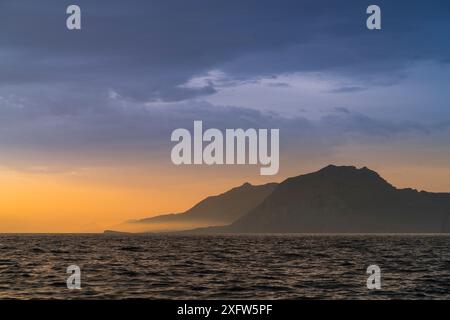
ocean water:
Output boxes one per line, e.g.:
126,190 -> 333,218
0,234 -> 449,299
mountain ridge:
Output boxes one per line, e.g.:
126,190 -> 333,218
225,165 -> 450,233
127,181 -> 277,231
110,165 -> 450,234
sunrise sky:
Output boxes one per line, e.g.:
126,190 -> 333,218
1,0 -> 450,232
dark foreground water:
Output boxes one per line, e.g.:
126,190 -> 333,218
0,234 -> 449,299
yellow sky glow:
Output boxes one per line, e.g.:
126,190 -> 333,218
2,155 -> 450,233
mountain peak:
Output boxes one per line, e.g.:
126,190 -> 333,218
273,164 -> 395,204
227,165 -> 450,233
318,164 -> 356,172
228,182 -> 254,192
128,181 -> 277,232
316,164 -> 382,179
319,164 -> 375,173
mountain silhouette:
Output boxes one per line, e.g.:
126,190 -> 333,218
129,182 -> 277,231
224,165 -> 450,233
189,165 -> 450,233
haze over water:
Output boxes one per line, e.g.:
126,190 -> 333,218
1,234 -> 449,299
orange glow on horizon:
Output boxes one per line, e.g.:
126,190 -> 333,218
2,158 -> 450,233
0,166 -> 231,233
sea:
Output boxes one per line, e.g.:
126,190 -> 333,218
0,234 -> 449,299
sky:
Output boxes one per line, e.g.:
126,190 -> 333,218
1,0 -> 450,232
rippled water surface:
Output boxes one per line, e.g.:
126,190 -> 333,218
0,234 -> 449,299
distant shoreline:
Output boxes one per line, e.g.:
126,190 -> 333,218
1,232 -> 449,236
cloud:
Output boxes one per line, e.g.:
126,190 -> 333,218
1,0 -> 450,173
1,89 -> 446,172
333,107 -> 351,114
1,0 -> 450,103
328,86 -> 367,93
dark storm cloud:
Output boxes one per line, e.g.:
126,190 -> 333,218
1,0 -> 450,170
1,0 -> 450,103
0,91 -> 440,172
328,86 -> 367,93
